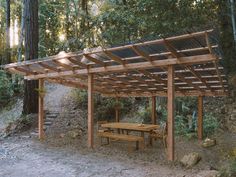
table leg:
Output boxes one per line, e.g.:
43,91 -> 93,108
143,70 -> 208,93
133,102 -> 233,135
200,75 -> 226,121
141,132 -> 144,138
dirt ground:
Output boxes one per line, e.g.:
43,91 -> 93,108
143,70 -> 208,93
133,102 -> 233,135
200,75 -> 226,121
0,129 -> 235,177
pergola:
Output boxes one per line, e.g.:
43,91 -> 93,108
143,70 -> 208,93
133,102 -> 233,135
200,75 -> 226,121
4,29 -> 228,161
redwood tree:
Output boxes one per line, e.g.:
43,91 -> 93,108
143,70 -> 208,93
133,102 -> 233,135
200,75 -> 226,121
22,0 -> 39,114
5,0 -> 10,65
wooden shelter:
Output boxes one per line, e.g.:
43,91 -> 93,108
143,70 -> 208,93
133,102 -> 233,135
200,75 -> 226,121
4,29 -> 228,161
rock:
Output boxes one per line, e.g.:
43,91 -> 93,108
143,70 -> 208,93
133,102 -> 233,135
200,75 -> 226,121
220,106 -> 226,114
67,129 -> 81,138
180,152 -> 201,168
59,133 -> 65,138
202,138 -> 216,148
195,170 -> 220,177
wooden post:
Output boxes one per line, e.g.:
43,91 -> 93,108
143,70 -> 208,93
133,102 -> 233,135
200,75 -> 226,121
151,96 -> 157,124
167,65 -> 175,161
88,74 -> 94,148
38,78 -> 45,140
115,97 -> 120,122
198,96 -> 203,141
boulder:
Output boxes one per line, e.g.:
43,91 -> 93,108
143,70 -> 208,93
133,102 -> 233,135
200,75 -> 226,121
195,170 -> 220,177
202,138 -> 216,148
180,152 -> 201,168
67,129 -> 82,138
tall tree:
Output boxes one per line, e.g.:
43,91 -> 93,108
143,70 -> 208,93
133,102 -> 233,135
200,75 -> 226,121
5,0 -> 10,65
22,0 -> 39,114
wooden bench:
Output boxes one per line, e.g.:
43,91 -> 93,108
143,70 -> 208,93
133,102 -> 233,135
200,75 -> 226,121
98,132 -> 144,150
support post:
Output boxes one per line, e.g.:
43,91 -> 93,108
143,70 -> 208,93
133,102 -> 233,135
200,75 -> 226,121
88,74 -> 94,148
115,97 -> 120,122
38,79 -> 45,140
151,96 -> 157,124
198,96 -> 203,141
167,65 -> 175,161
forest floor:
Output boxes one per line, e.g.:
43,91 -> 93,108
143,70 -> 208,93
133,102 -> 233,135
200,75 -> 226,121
0,129 -> 236,177
0,83 -> 236,177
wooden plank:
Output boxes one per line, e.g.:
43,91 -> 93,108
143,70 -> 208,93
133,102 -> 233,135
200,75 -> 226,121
101,122 -> 158,132
98,132 -> 144,142
25,54 -> 217,80
213,62 -> 225,92
38,62 -> 60,72
86,30 -> 214,54
138,69 -> 165,84
103,50 -> 126,65
4,45 -> 218,70
198,96 -> 203,141
14,66 -> 36,75
88,74 -> 94,148
67,57 -> 88,68
151,96 -> 157,125
131,45 -> 152,62
167,65 -> 175,161
38,78 -> 45,140
102,90 -> 227,97
53,60 -> 74,70
186,65 -> 214,92
205,32 -> 225,93
84,54 -> 106,66
163,39 -> 180,58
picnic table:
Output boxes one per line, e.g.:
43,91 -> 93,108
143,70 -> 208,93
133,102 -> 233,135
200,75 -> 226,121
101,122 -> 159,137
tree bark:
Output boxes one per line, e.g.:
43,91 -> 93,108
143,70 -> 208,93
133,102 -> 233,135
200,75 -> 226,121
5,0 -> 11,65
22,0 -> 39,114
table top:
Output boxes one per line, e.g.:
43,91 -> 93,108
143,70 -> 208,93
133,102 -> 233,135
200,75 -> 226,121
101,122 -> 159,132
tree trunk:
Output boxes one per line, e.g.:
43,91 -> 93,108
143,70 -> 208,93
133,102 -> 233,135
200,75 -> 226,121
22,0 -> 39,115
5,0 -> 11,65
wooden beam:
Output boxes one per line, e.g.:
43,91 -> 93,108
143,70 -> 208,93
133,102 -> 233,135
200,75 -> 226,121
4,45 -> 218,71
53,60 -> 74,70
205,32 -> 225,93
151,96 -> 157,124
131,45 -> 153,62
38,78 -> 45,140
167,65 -> 175,161
186,65 -> 213,92
67,57 -> 88,68
25,54 -> 217,80
88,74 -> 94,148
176,72 -> 202,92
213,62 -> 225,92
38,62 -> 60,72
84,54 -> 106,66
138,70 -> 165,84
163,39 -> 180,58
102,90 -> 227,97
103,50 -> 126,65
14,66 -> 36,75
197,96 -> 203,141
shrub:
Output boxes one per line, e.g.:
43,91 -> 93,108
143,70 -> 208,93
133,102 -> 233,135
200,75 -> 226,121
203,113 -> 219,137
138,106 -> 152,124
72,88 -> 133,121
0,71 -> 14,107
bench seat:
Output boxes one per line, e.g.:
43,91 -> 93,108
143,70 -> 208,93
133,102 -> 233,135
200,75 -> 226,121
98,132 -> 144,150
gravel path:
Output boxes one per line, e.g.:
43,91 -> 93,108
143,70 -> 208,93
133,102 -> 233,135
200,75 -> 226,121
0,136 -> 193,177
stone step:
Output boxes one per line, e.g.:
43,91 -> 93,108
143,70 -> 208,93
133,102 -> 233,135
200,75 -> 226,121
46,114 -> 58,119
44,121 -> 52,126
30,132 -> 38,136
35,126 -> 47,131
45,117 -> 56,122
